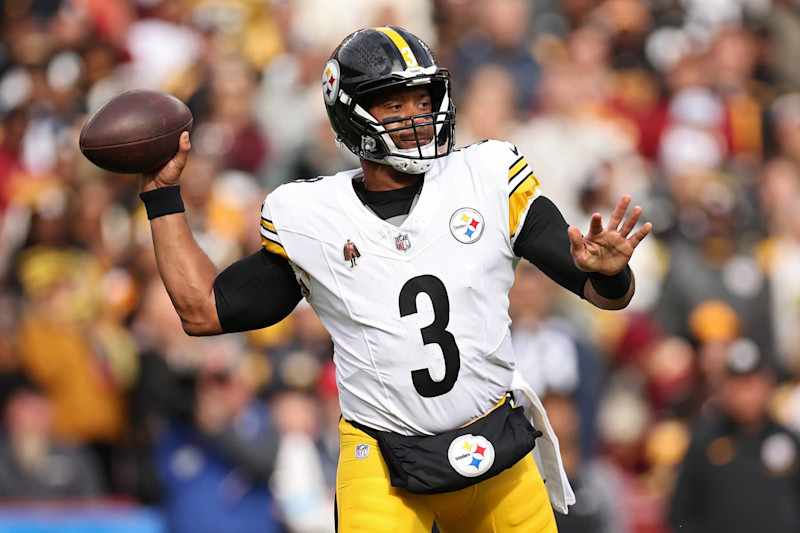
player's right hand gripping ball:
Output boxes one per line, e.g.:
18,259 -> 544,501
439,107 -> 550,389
79,89 -> 193,174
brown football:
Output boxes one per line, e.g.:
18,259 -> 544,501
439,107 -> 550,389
79,89 -> 193,174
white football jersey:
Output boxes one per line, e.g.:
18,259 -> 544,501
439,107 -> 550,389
260,140 -> 541,435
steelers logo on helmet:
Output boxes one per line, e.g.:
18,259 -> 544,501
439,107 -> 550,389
450,208 -> 485,244
322,59 -> 341,106
448,434 -> 495,478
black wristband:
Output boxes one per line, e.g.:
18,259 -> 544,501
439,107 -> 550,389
140,186 -> 185,220
587,265 -> 632,300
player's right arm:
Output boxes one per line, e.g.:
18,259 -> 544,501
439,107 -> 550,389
142,132 -> 301,335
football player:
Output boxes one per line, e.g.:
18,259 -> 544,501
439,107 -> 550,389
138,26 -> 651,532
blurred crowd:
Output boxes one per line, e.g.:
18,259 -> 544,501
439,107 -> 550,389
2,0 -> 800,532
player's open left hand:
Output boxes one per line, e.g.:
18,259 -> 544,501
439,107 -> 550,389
140,131 -> 191,193
567,195 -> 652,276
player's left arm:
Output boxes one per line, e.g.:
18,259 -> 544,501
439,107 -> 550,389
505,145 -> 650,310
567,195 -> 651,309
513,196 -> 645,310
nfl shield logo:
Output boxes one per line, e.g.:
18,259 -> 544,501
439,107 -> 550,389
355,442 -> 370,460
395,233 -> 411,251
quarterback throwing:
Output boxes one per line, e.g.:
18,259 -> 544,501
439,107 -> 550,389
139,26 -> 651,533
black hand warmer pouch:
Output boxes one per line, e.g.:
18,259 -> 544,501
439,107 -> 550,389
351,398 -> 542,495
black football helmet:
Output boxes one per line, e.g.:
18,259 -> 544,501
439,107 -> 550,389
322,26 -> 456,174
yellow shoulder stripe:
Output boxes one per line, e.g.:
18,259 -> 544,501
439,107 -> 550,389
260,218 -> 276,233
508,156 -> 527,181
373,26 -> 419,69
261,236 -> 288,260
509,173 -> 540,237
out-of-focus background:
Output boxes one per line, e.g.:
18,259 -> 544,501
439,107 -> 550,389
1,0 -> 800,532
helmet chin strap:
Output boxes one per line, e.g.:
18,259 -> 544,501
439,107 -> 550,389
386,158 -> 433,174
371,115 -> 438,174
351,101 -> 446,174
383,140 -> 437,174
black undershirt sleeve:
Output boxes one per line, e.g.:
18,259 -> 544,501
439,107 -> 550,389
512,196 -> 589,299
213,248 -> 303,333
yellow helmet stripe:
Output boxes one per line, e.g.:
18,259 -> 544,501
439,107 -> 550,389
373,26 -> 419,69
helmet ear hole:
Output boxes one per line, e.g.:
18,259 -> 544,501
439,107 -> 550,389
361,137 -> 377,151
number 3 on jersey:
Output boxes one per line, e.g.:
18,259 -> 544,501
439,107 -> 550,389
399,275 -> 461,398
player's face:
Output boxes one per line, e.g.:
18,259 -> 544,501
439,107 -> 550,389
367,85 -> 435,150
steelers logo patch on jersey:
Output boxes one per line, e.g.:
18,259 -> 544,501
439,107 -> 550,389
448,434 -> 495,477
449,208 -> 485,244
322,59 -> 340,106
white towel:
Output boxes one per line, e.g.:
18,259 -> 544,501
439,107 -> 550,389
510,370 -> 576,514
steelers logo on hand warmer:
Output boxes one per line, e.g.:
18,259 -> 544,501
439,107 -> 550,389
448,434 -> 495,477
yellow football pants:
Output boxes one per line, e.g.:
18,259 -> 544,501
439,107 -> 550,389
336,418 -> 558,533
